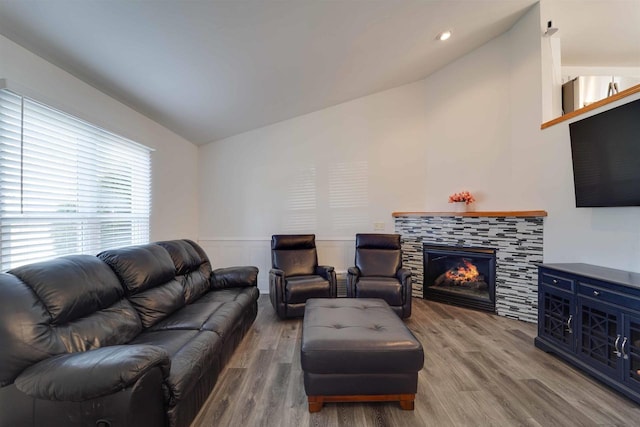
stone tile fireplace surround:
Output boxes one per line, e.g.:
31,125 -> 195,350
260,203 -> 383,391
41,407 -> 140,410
394,211 -> 547,323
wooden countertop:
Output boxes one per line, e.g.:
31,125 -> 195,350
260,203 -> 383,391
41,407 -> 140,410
392,210 -> 548,218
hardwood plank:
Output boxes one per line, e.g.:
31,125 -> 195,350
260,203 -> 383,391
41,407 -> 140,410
192,296 -> 640,427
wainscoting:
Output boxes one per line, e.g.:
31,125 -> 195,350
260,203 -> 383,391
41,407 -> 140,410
198,238 -> 356,292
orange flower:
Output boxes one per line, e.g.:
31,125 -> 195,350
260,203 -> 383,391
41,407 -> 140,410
448,191 -> 475,205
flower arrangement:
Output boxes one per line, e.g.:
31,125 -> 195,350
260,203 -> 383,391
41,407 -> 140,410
448,191 -> 475,205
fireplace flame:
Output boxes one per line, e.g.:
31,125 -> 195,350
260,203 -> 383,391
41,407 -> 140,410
445,258 -> 479,283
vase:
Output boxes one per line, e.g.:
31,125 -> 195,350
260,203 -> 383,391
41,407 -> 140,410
453,202 -> 468,213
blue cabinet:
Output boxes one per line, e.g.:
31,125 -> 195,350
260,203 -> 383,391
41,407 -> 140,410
536,263 -> 640,404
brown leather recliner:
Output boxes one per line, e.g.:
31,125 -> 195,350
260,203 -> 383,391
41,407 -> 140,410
347,233 -> 412,318
269,234 -> 337,318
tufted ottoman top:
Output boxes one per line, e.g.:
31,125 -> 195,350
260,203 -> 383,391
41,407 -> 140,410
301,298 -> 424,374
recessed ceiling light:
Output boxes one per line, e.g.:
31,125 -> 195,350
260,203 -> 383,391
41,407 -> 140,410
436,30 -> 452,41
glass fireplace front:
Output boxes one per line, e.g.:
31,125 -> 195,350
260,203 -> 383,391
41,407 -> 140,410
423,244 -> 496,312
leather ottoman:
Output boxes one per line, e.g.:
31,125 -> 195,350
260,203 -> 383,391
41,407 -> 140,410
301,298 -> 424,412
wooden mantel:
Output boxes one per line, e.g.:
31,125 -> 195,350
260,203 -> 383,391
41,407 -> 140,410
392,210 -> 548,218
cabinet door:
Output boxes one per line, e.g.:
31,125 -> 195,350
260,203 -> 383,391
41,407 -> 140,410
622,313 -> 640,393
577,298 -> 620,377
539,286 -> 575,352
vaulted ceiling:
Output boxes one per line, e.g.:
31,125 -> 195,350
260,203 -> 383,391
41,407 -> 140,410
0,1 -> 637,145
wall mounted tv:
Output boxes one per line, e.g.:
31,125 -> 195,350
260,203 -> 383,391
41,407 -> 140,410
569,98 -> 640,207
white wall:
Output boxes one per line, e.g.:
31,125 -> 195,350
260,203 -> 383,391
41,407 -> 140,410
0,34 -> 199,241
199,6 -> 544,289
198,3 -> 640,291
539,93 -> 640,272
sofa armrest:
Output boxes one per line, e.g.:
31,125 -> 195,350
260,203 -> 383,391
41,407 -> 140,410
15,345 -> 170,402
211,266 -> 259,289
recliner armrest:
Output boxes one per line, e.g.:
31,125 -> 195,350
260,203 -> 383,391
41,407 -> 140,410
15,345 -> 170,402
346,266 -> 361,298
396,267 -> 411,283
270,268 -> 285,278
347,266 -> 360,277
316,265 -> 337,297
211,266 -> 259,289
315,265 -> 334,279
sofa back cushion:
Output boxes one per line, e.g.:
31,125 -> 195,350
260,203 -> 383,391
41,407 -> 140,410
156,240 -> 212,303
99,244 -> 185,328
0,255 -> 142,386
271,234 -> 318,277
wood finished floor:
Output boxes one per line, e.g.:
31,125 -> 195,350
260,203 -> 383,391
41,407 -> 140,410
191,296 -> 640,426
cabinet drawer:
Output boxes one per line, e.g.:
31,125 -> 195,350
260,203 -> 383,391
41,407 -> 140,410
540,272 -> 574,292
578,282 -> 640,311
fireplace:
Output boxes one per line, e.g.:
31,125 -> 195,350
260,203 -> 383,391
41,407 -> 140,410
423,244 -> 496,312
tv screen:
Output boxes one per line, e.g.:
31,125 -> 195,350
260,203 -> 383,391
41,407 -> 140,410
569,98 -> 640,207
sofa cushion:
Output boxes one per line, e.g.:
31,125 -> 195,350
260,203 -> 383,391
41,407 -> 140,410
0,273 -> 62,387
99,245 -> 185,328
15,345 -> 170,401
200,302 -> 245,338
156,240 -> 212,303
148,302 -> 224,331
9,255 -> 126,325
53,299 -> 142,352
130,330 -> 222,406
149,291 -> 253,340
355,277 -> 403,306
285,275 -> 331,304
127,279 -> 185,329
7,255 -> 143,353
194,286 -> 259,307
98,245 -> 176,294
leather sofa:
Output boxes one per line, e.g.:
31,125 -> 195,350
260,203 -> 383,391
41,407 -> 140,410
0,239 -> 258,427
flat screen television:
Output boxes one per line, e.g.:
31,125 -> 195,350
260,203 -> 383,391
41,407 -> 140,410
569,98 -> 640,207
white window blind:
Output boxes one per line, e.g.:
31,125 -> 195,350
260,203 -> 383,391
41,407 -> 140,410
0,89 -> 152,271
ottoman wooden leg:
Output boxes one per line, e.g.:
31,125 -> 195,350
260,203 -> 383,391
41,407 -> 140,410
399,394 -> 415,410
308,396 -> 323,413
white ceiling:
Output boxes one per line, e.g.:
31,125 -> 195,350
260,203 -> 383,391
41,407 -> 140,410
3,1 -> 636,145
550,0 -> 640,67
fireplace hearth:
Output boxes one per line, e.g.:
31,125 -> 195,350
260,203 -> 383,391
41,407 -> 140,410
423,244 -> 496,312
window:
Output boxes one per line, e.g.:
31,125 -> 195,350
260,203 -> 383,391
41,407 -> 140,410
0,89 -> 152,271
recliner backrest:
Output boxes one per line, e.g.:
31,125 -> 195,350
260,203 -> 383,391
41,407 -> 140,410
271,234 -> 318,277
0,255 -> 142,387
355,234 -> 402,277
155,239 -> 212,303
98,244 -> 185,329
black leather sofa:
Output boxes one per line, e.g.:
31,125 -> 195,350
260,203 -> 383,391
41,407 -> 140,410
0,239 -> 258,427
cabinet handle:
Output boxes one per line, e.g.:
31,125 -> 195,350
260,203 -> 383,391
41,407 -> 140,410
614,334 -> 622,357
593,290 -> 600,296
622,337 -> 629,360
566,315 -> 573,334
